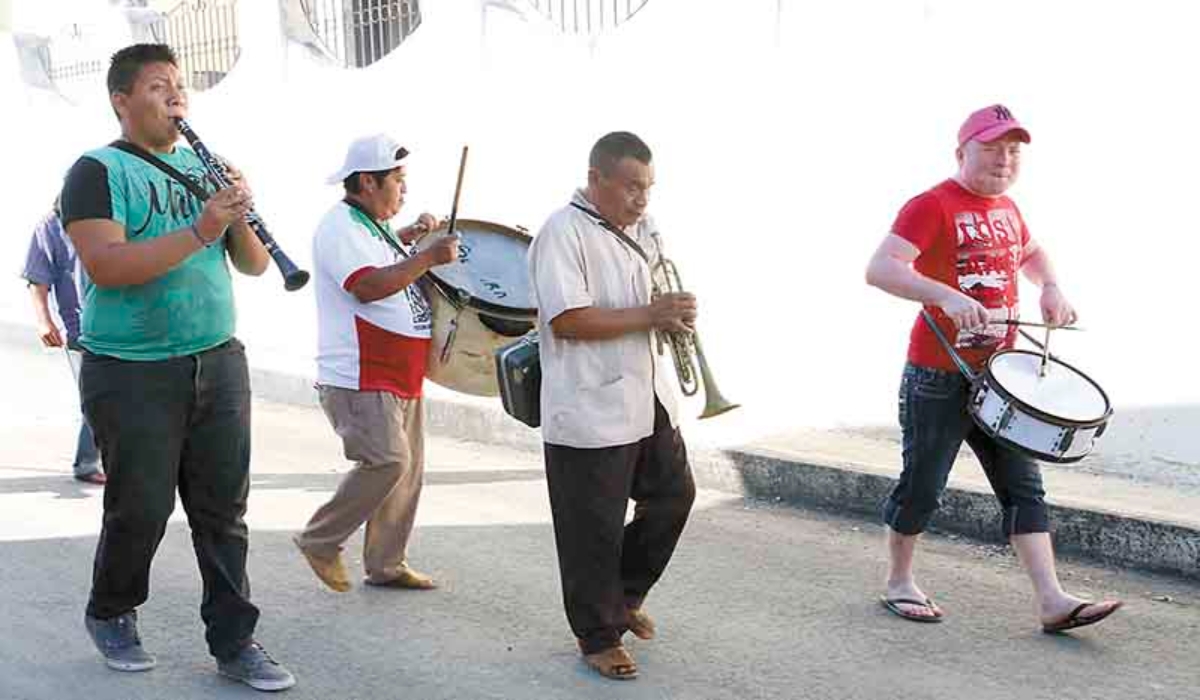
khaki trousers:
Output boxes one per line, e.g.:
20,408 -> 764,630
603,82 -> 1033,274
297,386 -> 425,582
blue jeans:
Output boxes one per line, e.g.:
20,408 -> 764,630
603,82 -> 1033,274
81,338 -> 259,661
882,362 -> 1050,537
65,350 -> 102,477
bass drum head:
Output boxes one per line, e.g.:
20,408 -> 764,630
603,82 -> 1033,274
416,219 -> 537,397
987,350 -> 1110,424
415,219 -> 536,316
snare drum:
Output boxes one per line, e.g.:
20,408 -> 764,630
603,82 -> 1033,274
970,350 -> 1112,463
414,219 -> 536,397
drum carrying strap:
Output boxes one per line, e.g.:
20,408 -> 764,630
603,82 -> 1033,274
344,198 -> 410,258
920,309 -> 979,382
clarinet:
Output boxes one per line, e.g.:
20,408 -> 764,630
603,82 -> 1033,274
173,117 -> 310,291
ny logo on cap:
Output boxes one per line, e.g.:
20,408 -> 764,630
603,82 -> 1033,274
993,105 -> 1013,122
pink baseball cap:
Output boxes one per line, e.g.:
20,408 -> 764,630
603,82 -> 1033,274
957,104 -> 1031,147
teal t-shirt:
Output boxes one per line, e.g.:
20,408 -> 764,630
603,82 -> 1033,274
59,144 -> 236,361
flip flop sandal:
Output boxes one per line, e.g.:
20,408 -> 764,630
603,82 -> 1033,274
880,596 -> 945,623
583,645 -> 639,680
1042,600 -> 1123,634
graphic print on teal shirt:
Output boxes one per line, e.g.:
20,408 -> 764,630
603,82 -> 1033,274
77,145 -> 235,361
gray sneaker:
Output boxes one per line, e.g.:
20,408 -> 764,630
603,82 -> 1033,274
217,642 -> 296,692
84,611 -> 156,672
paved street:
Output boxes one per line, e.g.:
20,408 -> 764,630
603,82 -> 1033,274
0,339 -> 1197,700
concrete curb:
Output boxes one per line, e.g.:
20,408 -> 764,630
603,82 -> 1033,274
5,321 -> 1196,580
718,448 -> 1200,580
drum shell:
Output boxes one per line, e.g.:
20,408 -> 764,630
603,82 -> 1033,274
415,219 -> 537,397
968,351 -> 1112,463
423,286 -> 535,396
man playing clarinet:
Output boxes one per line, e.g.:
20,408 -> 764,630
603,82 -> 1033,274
60,43 -> 295,691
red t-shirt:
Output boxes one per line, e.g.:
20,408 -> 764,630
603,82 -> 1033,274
892,179 -> 1031,371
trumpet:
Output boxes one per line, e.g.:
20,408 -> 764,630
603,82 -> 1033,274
649,232 -> 740,420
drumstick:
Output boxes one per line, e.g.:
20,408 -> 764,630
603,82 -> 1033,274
446,145 -> 468,237
1039,326 -> 1051,378
993,319 -> 1084,331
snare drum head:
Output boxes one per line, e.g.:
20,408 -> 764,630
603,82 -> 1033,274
987,351 -> 1109,423
416,220 -> 535,314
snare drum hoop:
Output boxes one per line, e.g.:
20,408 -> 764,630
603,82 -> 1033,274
418,219 -> 537,321
981,349 -> 1113,429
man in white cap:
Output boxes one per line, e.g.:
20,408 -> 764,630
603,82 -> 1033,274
865,105 -> 1122,633
294,134 -> 458,592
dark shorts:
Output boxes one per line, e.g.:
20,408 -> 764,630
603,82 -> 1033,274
882,362 -> 1050,537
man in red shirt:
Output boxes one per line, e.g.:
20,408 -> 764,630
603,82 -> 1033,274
865,105 -> 1122,633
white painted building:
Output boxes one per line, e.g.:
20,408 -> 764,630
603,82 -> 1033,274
2,0 -> 1196,451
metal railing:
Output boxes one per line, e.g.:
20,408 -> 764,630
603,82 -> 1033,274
44,22 -> 106,93
41,1 -> 241,94
301,0 -> 422,68
158,0 -> 241,91
525,0 -> 650,34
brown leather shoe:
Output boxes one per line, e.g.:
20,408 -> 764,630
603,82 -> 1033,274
293,536 -> 351,592
626,607 -> 656,640
75,472 -> 107,485
363,567 -> 437,590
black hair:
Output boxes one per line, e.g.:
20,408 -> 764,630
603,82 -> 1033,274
343,170 -> 392,195
589,131 -> 652,175
107,43 -> 178,95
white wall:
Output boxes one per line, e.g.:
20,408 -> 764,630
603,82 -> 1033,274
2,0 -> 1195,447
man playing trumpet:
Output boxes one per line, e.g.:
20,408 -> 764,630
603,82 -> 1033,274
528,131 -> 697,681
294,134 -> 458,594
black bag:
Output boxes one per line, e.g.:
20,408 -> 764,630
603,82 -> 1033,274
495,332 -> 541,428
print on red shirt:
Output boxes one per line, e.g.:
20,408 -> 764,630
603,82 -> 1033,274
892,180 -> 1030,371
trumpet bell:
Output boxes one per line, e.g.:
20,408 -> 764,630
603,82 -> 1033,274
699,395 -> 740,420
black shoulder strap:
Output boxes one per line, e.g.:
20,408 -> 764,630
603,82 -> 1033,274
569,202 -> 650,264
109,140 -> 210,202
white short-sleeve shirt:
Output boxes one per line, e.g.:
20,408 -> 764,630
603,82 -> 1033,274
528,190 -> 680,448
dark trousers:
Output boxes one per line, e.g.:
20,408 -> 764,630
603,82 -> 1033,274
543,400 -> 696,655
81,339 -> 259,661
883,362 -> 1050,537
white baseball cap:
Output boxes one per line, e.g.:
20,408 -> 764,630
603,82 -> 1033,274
326,134 -> 410,185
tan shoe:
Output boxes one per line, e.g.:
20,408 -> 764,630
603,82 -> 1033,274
293,536 -> 351,592
582,644 -> 638,681
627,607 -> 656,640
363,566 -> 437,590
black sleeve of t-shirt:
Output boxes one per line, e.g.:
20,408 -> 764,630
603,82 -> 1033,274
60,156 -> 113,227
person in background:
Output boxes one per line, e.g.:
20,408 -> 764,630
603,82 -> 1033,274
21,199 -> 105,485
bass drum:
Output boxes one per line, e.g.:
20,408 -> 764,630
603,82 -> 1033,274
414,219 -> 536,396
